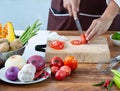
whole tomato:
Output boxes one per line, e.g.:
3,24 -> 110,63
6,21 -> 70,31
55,70 -> 66,81
64,56 -> 78,72
50,56 -> 64,68
60,66 -> 71,76
51,66 -> 59,76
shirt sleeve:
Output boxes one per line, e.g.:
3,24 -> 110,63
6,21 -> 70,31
114,0 -> 120,7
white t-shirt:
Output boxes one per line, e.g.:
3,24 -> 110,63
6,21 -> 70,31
106,0 -> 120,7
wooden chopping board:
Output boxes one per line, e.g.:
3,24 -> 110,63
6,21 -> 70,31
45,36 -> 110,63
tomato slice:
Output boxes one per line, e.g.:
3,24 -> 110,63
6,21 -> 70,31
81,33 -> 88,44
71,40 -> 81,45
49,40 -> 65,50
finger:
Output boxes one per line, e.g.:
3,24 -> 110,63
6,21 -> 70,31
67,5 -> 72,16
86,28 -> 98,41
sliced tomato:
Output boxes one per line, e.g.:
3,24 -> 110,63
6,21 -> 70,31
49,40 -> 65,50
81,33 -> 88,44
71,40 -> 81,45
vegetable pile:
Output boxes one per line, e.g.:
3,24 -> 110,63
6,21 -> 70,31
50,55 -> 78,81
92,79 -> 114,91
5,55 -> 50,82
92,69 -> 120,90
0,20 -> 41,52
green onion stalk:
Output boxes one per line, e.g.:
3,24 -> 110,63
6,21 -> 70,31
19,19 -> 41,45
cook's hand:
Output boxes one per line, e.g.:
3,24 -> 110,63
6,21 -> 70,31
63,0 -> 81,19
85,17 -> 113,41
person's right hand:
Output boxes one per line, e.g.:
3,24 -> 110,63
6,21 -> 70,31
63,0 -> 81,19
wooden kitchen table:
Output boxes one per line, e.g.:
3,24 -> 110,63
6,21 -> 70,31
0,31 -> 120,91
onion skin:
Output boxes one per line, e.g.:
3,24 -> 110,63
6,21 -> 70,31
5,66 -> 20,81
27,55 -> 45,71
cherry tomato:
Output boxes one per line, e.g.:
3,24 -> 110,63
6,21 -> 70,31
81,33 -> 88,44
55,70 -> 66,81
60,66 -> 71,76
64,56 -> 78,72
51,66 -> 59,76
50,56 -> 64,68
71,40 -> 81,45
49,40 -> 65,50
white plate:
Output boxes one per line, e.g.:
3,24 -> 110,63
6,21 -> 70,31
0,67 -> 51,84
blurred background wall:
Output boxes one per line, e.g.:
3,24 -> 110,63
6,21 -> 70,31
0,0 -> 51,30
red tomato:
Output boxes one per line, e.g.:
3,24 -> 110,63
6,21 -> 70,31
49,40 -> 65,50
64,56 -> 78,72
55,70 -> 66,81
71,40 -> 81,45
81,33 -> 88,44
50,56 -> 64,68
60,66 -> 71,76
51,66 -> 59,76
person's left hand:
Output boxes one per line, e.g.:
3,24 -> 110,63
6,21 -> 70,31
85,17 -> 113,41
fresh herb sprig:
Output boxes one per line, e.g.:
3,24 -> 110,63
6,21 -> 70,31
19,19 -> 41,45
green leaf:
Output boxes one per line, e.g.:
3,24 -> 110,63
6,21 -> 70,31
112,32 -> 120,40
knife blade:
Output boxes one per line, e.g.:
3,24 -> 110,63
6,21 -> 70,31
74,18 -> 82,34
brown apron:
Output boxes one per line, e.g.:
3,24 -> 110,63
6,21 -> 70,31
47,0 -> 120,31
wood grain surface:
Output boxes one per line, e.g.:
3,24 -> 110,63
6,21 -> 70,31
0,31 -> 120,91
45,36 -> 110,63
0,64 -> 119,91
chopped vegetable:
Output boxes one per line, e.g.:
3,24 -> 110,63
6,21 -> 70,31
19,19 -> 41,45
0,22 -> 16,42
112,32 -> 120,40
81,33 -> 88,44
49,40 -> 65,50
70,33 -> 88,45
71,40 -> 81,45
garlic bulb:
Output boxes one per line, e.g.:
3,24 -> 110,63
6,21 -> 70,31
21,63 -> 36,74
18,70 -> 34,82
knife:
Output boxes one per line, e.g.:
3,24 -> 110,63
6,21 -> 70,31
74,18 -> 83,34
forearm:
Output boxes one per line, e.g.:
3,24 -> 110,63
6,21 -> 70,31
101,0 -> 119,20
